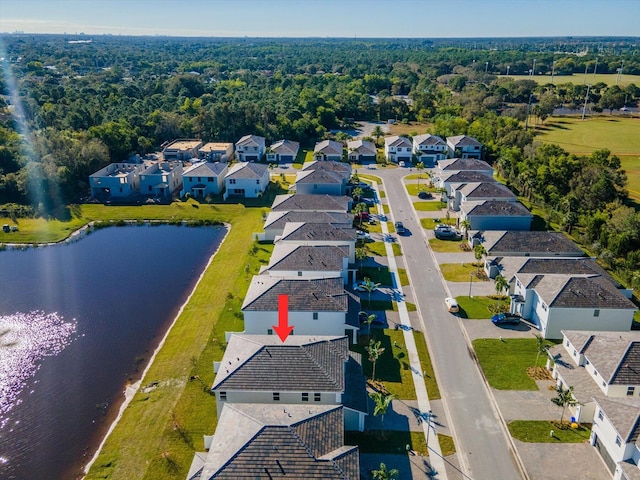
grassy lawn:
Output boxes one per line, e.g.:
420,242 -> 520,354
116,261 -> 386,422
428,238 -> 465,253
440,263 -> 480,282
414,331 -> 440,400
621,156 -> 640,202
456,295 -> 503,319
438,434 -> 456,456
379,190 -> 386,199
346,430 -> 427,456
358,174 -> 382,184
472,338 -> 556,391
413,201 -> 445,212
420,217 -> 456,230
84,202 -> 266,479
405,302 -> 417,312
358,266 -> 393,286
405,173 -> 431,181
355,329 -> 417,400
536,116 -> 640,155
500,73 -> 640,87
382,204 -> 390,214
406,183 -> 437,196
508,421 -> 591,443
397,268 -> 409,286
366,241 -> 388,256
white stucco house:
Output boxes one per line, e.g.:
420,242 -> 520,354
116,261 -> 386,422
139,161 -> 183,198
446,135 -> 482,159
450,182 -> 517,211
223,162 -> 270,199
591,397 -> 640,479
162,139 -> 202,160
314,140 -> 344,161
384,135 -> 412,163
180,162 -> 228,197
266,139 -> 300,163
460,200 -> 532,231
412,134 -> 446,166
510,272 -> 637,339
197,142 -> 234,162
235,134 -> 266,162
347,140 -> 377,162
90,162 -> 146,198
241,276 -> 359,341
262,244 -> 351,284
261,210 -> 353,242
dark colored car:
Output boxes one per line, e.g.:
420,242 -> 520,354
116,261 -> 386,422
395,221 -> 405,234
418,191 -> 433,199
491,313 -> 521,325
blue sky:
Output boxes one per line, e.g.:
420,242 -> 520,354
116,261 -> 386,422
1,0 -> 638,38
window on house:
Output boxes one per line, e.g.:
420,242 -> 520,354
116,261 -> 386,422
208,177 -> 213,182
219,391 -> 227,401
301,393 -> 309,402
314,184 -> 318,189
628,386 -> 635,396
298,271 -> 302,276
229,178 -> 236,184
594,309 -> 600,317
313,312 -> 319,320
616,436 -> 622,446
602,381 -> 606,387
197,177 -> 201,182
573,350 -> 577,356
273,392 -> 280,401
598,410 -> 604,420
541,302 -> 548,312
314,393 -> 321,402
256,179 -> 259,184
267,329 -> 273,335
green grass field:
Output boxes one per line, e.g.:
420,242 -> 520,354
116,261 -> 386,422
500,73 -> 640,87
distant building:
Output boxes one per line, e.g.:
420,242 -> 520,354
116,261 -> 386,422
384,136 -> 412,163
413,134 -> 446,166
162,139 -> 202,160
198,142 -> 234,162
89,162 -> 146,198
266,139 -> 299,163
139,161 -> 183,198
235,134 -> 266,162
180,162 -> 228,197
446,135 -> 482,159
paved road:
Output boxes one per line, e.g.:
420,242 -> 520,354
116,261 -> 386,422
375,166 -> 523,480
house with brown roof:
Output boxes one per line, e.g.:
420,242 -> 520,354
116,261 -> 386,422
186,403 -> 360,479
241,277 -> 359,341
510,272 -> 637,339
413,134 -> 446,166
446,135 -> 482,159
211,335 -> 367,430
314,140 -> 344,161
547,330 -> 640,425
460,200 -> 532,231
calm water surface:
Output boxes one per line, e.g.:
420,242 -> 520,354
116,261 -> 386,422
0,224 -> 227,479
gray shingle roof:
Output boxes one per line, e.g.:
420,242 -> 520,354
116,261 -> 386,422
384,135 -> 412,147
184,162 -> 227,177
195,403 -> 359,479
279,223 -> 357,242
226,162 -> 268,179
267,244 -> 350,272
296,169 -> 344,185
270,139 -> 300,155
594,397 -> 640,444
447,135 -> 482,147
302,160 -> 351,178
517,258 -> 621,288
271,194 -> 351,212
480,231 -> 585,256
439,158 -> 492,172
314,140 -> 344,156
236,134 -> 266,148
458,182 -> 516,199
463,200 -> 531,217
347,140 -> 376,155
440,171 -> 496,184
413,134 -> 445,146
618,461 -> 640,480
264,211 -> 353,230
212,335 -> 349,391
242,277 -> 349,312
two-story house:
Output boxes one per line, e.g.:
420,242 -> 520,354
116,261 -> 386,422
450,182 -> 517,211
212,335 -> 367,431
437,157 -> 493,177
302,160 -> 351,181
262,244 -> 351,285
412,134 -> 447,166
235,134 -> 266,162
89,162 -> 146,198
446,135 -> 482,159
271,194 -> 352,213
277,222 -> 357,263
261,210 -> 353,242
434,171 -> 497,196
384,135 -> 412,164
197,142 -> 234,162
180,162 -> 228,198
347,139 -> 377,163
223,162 -> 270,199
266,139 -> 299,163
139,161 -> 183,198
162,139 -> 202,160
314,140 -> 344,161
459,200 -> 532,231
295,169 -> 346,196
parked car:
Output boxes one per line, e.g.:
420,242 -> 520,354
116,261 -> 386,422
355,211 -> 370,221
434,227 -> 457,239
445,297 -> 459,313
356,230 -> 371,241
399,161 -> 405,167
491,313 -> 521,325
394,221 -> 405,234
418,191 -> 433,199
2,224 -> 10,233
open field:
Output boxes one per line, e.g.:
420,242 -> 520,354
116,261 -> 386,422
499,73 -> 640,87
388,121 -> 432,137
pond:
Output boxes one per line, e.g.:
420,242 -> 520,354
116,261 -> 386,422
0,224 -> 227,479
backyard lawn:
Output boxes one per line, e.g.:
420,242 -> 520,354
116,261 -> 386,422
472,338 -> 556,390
508,421 -> 591,443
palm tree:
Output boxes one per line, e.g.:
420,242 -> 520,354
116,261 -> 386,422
460,219 -> 471,240
363,276 -> 381,308
369,391 -> 396,432
534,333 -> 550,367
352,186 -> 364,201
371,462 -> 399,480
355,247 -> 367,274
372,126 -> 384,146
366,339 -> 385,381
551,385 -> 579,424
473,244 -> 486,275
353,202 -> 368,228
416,161 -> 425,187
494,274 -> 509,305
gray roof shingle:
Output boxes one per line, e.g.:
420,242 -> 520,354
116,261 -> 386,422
440,171 -> 496,184
279,223 -> 357,242
264,211 -> 353,230
439,158 -> 492,172
242,277 -> 349,312
226,162 -> 268,179
594,397 -> 640,444
517,258 -> 621,288
480,231 -> 585,256
296,169 -> 344,185
267,244 -> 350,272
447,135 -> 482,147
463,200 -> 531,217
271,194 -> 351,212
183,162 -> 227,177
458,182 -> 516,199
413,134 -> 445,146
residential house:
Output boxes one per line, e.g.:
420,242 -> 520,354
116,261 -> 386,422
302,160 -> 351,181
139,161 -> 183,198
261,210 -> 353,242
459,200 -> 532,231
434,171 -> 497,196
437,157 -> 493,176
450,182 -> 517,211
591,397 -> 640,479
413,134 -> 447,166
211,335 -> 367,430
187,403 -> 360,479
89,162 -> 146,198
347,139 -> 377,162
241,277 -> 359,341
266,139 -> 299,163
510,272 -> 637,338
295,169 -> 347,196
162,139 -> 202,160
314,140 -> 344,161
271,194 -> 351,213
180,162 -> 228,198
547,330 -> 640,425
470,230 -> 585,257
198,142 -> 234,162
446,135 -> 482,159
277,222 -> 357,263
223,162 -> 270,199
384,135 -> 412,164
262,244 -> 351,284
235,134 -> 266,162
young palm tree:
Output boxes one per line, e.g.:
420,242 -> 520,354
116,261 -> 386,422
415,161 -> 425,187
366,338 -> 385,381
534,333 -> 550,367
494,274 -> 509,305
372,126 -> 384,146
352,186 -> 364,201
473,244 -> 487,275
355,247 -> 367,274
363,276 -> 381,308
460,219 -> 471,240
371,462 -> 399,480
551,385 -> 579,424
353,202 -> 368,228
368,391 -> 396,432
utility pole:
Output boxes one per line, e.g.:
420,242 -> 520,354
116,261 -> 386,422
582,84 -> 591,121
616,60 -> 625,85
583,64 -> 588,84
551,60 -> 556,84
525,93 -> 533,131
485,61 -> 489,73
506,65 -> 510,76
532,58 -> 536,76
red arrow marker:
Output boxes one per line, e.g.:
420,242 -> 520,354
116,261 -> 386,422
273,294 -> 294,342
